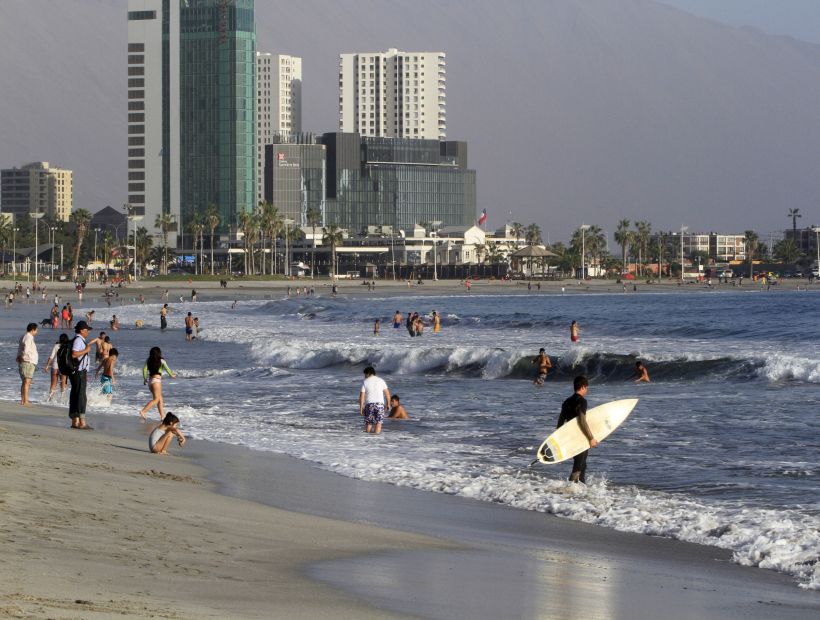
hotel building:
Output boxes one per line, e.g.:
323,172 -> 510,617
338,49 -> 446,140
256,52 -> 302,204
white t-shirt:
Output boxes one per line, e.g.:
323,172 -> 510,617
360,375 -> 388,404
72,335 -> 90,372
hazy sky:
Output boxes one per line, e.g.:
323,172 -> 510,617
660,0 -> 820,43
2,0 -> 820,240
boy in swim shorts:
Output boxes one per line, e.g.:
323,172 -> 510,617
359,366 -> 390,434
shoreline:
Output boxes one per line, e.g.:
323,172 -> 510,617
1,404 -> 817,619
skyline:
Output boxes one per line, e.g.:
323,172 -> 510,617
1,0 -> 819,242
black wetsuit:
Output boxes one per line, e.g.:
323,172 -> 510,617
558,392 -> 589,483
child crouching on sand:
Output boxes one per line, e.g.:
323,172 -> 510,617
149,412 -> 186,454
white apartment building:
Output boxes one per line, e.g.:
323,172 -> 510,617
0,161 -> 73,222
338,48 -> 446,140
256,52 -> 302,205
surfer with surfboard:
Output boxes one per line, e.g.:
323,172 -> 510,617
557,376 -> 597,483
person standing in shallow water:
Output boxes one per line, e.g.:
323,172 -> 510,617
556,376 -> 598,483
359,366 -> 390,434
160,304 -> 168,330
570,320 -> 580,343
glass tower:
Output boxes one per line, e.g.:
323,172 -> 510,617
178,0 -> 256,235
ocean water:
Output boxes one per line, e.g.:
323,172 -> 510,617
2,288 -> 818,588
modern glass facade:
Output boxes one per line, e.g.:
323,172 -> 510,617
178,0 -> 255,234
322,133 -> 476,234
263,140 -> 325,226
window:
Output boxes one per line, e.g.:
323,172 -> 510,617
128,182 -> 145,192
128,43 -> 145,52
127,10 -> 156,20
128,148 -> 145,157
128,113 -> 145,123
127,160 -> 145,169
128,101 -> 145,110
128,90 -> 144,100
128,78 -> 144,88
128,171 -> 145,180
127,125 -> 144,134
128,137 -> 145,146
128,194 -> 145,203
128,66 -> 144,76
128,55 -> 144,64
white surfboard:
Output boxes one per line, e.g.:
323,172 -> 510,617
536,398 -> 638,464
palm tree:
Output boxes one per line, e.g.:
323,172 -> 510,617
634,220 -> 651,276
69,208 -> 92,279
238,210 -> 260,275
129,226 -> 154,275
257,202 -> 282,275
154,212 -> 176,275
524,223 -> 542,245
0,217 -> 11,275
509,222 -> 524,244
305,206 -> 322,278
788,208 -> 801,238
474,243 -> 486,265
614,218 -> 633,275
102,231 -> 114,272
744,230 -> 759,278
322,225 -> 345,276
187,217 -> 204,276
204,204 -> 221,275
773,238 -> 800,264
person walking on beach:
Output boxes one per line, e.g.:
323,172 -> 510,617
184,312 -> 194,341
160,303 -> 169,330
43,333 -> 69,403
67,320 -> 102,429
140,347 -> 176,421
359,366 -> 390,434
17,323 -> 39,406
532,348 -> 552,385
556,376 -> 597,483
148,412 -> 186,454
570,320 -> 580,343
628,361 -> 650,383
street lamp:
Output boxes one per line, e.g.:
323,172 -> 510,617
124,203 -> 143,281
283,218 -> 294,277
579,224 -> 590,280
29,212 -> 45,282
431,221 -> 442,281
680,225 -> 689,281
49,226 -> 57,281
93,227 -> 100,263
11,227 -> 19,280
813,227 -> 820,279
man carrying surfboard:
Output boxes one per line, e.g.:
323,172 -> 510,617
557,376 -> 598,483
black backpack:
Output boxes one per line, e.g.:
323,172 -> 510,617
57,336 -> 83,375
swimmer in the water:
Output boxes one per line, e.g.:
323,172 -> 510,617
532,348 -> 552,385
628,360 -> 650,383
387,394 -> 409,419
570,320 -> 580,343
393,311 -> 402,329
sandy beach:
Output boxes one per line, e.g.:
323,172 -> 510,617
0,404 -> 817,619
1,279 -> 818,619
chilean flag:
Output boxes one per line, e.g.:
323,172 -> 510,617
477,209 -> 487,226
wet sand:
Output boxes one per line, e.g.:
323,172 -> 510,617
0,405 -> 817,619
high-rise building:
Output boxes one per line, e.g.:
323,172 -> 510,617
339,48 -> 446,140
0,162 -> 73,222
127,0 -> 256,244
256,52 -> 302,205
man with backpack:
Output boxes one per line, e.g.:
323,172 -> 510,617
60,320 -> 102,430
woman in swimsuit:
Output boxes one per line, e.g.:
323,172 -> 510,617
139,346 -> 177,420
